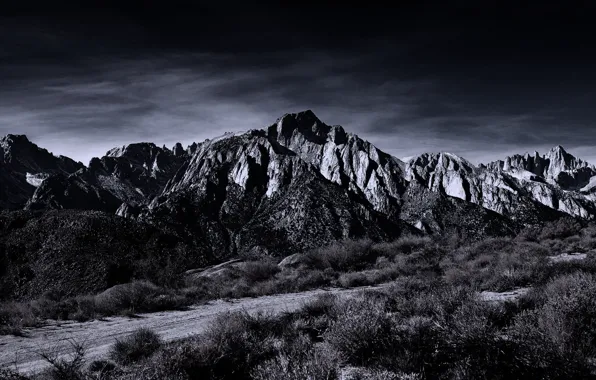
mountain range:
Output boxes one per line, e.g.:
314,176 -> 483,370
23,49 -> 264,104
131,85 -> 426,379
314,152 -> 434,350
1,110 -> 593,298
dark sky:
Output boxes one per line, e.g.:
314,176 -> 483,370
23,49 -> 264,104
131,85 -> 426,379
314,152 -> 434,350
2,1 -> 596,164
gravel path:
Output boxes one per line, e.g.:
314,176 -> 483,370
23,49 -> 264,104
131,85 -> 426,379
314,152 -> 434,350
0,285 -> 383,375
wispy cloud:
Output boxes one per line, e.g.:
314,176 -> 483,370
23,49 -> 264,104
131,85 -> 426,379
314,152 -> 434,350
1,48 -> 595,165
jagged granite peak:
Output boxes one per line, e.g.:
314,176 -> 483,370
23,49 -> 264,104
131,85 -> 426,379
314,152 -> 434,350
172,142 -> 185,156
486,145 -> 595,190
0,134 -> 82,173
0,134 -> 84,209
266,110 -> 407,217
106,142 -> 166,159
187,142 -> 199,155
150,123 -> 413,257
28,141 -> 190,213
408,150 -> 595,220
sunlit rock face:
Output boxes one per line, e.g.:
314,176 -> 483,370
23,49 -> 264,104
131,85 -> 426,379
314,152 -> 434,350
406,149 -> 595,220
485,145 -> 596,190
149,119 -> 412,257
267,110 -> 408,219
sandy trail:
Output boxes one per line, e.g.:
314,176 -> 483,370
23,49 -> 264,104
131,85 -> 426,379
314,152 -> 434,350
0,285 -> 383,375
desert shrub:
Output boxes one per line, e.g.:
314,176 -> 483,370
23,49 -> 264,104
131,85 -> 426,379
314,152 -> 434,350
0,302 -> 37,335
325,295 -> 396,367
109,328 -> 162,365
537,218 -> 583,241
297,294 -> 338,320
68,297 -> 97,322
88,359 -> 117,374
371,236 -> 434,258
340,367 -> 417,380
290,294 -> 340,338
250,335 -> 339,380
507,311 -> 593,378
132,312 -> 284,380
515,226 -> 541,242
441,240 -> 551,291
38,340 -> 87,380
337,272 -> 370,288
240,260 -> 280,283
393,245 -> 445,278
95,281 -> 186,315
497,273 -> 596,378
303,239 -> 376,271
434,301 -> 520,379
533,273 -> 596,355
521,254 -> 596,288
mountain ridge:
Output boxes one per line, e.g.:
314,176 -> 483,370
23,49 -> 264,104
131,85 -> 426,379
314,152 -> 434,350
2,110 -> 595,244
2,110 -> 595,299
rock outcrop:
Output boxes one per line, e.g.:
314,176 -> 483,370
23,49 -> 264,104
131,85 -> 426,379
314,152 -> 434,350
26,142 -> 190,213
0,135 -> 84,209
267,111 -> 407,219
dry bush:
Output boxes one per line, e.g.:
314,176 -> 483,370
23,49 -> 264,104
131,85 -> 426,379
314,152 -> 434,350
94,281 -> 186,315
109,328 -> 162,365
371,236 -> 434,258
303,239 -> 376,271
441,240 -> 551,291
0,302 -> 37,335
537,218 -> 583,241
240,260 -> 280,283
250,335 -> 339,380
38,339 -> 88,380
324,295 -> 396,367
123,312 -> 284,380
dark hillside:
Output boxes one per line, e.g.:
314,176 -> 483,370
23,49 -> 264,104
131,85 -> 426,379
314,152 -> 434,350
0,210 -> 209,300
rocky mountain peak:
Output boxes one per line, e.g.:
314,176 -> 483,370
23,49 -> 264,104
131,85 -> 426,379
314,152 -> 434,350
406,152 -> 476,179
485,145 -> 594,190
0,134 -> 84,209
1,134 -> 31,146
545,145 -> 588,171
172,142 -> 185,156
106,142 -> 164,159
261,110 -> 407,216
268,110 -> 330,143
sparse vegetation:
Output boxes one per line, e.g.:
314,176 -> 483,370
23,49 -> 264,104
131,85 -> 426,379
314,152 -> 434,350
4,220 -> 596,336
3,219 -> 596,378
6,271 -> 596,379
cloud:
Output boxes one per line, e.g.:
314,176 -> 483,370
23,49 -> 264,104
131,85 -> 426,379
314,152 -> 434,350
0,44 -> 595,166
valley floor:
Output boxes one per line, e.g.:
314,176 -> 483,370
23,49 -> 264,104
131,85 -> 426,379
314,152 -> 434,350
0,284 -> 385,375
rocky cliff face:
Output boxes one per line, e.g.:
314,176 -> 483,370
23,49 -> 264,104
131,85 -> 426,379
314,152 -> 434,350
146,122 -> 413,257
0,135 -> 84,209
406,150 -> 594,221
267,111 -> 407,219
485,145 -> 596,190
